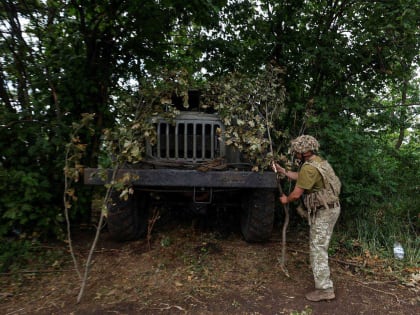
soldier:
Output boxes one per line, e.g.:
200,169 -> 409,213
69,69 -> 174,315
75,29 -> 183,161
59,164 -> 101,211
272,135 -> 341,302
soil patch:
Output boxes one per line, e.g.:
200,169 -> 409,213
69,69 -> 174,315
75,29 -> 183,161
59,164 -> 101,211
1,220 -> 419,315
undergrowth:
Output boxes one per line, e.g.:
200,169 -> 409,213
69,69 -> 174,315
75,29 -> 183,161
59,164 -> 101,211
0,237 -> 66,275
340,193 -> 419,268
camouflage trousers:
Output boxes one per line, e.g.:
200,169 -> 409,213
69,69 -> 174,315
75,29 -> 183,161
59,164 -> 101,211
309,205 -> 340,290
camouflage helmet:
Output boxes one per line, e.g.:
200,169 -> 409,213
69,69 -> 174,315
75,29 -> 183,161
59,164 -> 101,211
290,135 -> 320,154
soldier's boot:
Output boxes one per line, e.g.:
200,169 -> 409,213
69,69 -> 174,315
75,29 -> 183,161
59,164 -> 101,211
305,288 -> 335,302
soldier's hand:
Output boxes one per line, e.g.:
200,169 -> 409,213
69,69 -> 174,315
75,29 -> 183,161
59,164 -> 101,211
271,162 -> 285,174
280,194 -> 288,204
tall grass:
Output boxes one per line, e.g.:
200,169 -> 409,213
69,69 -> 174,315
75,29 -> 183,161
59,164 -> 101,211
352,194 -> 419,266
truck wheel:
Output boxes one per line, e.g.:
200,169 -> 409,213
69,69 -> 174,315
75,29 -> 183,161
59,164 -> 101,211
107,190 -> 149,241
241,189 -> 275,242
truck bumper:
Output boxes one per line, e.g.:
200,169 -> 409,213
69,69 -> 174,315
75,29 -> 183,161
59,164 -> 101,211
84,168 -> 278,189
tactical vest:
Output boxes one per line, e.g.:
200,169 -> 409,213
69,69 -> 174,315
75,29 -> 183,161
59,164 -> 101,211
302,159 -> 341,218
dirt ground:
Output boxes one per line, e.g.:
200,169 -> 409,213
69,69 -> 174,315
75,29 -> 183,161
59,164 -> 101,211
1,214 -> 419,315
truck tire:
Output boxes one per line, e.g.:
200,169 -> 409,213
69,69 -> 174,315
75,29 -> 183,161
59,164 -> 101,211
107,190 -> 149,241
240,189 -> 275,242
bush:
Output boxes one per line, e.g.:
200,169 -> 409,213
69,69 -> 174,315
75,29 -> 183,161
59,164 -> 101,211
0,169 -> 64,239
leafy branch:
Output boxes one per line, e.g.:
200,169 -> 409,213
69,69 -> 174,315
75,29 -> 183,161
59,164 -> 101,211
63,113 -> 95,281
62,114 -> 127,302
202,65 -> 287,169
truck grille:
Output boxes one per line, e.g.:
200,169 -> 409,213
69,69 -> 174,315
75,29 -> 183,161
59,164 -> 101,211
151,118 -> 225,162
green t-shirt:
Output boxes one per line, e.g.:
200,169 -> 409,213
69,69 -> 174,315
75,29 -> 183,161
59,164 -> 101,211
296,156 -> 325,193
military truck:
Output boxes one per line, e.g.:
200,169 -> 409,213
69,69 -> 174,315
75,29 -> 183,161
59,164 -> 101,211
84,91 -> 278,242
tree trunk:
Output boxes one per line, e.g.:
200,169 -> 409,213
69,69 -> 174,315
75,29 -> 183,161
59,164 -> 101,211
394,78 -> 408,150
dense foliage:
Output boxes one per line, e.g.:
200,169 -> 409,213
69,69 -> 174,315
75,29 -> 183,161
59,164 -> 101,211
0,0 -> 418,266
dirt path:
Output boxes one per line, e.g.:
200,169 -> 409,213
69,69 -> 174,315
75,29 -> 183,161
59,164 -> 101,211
1,223 -> 418,315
